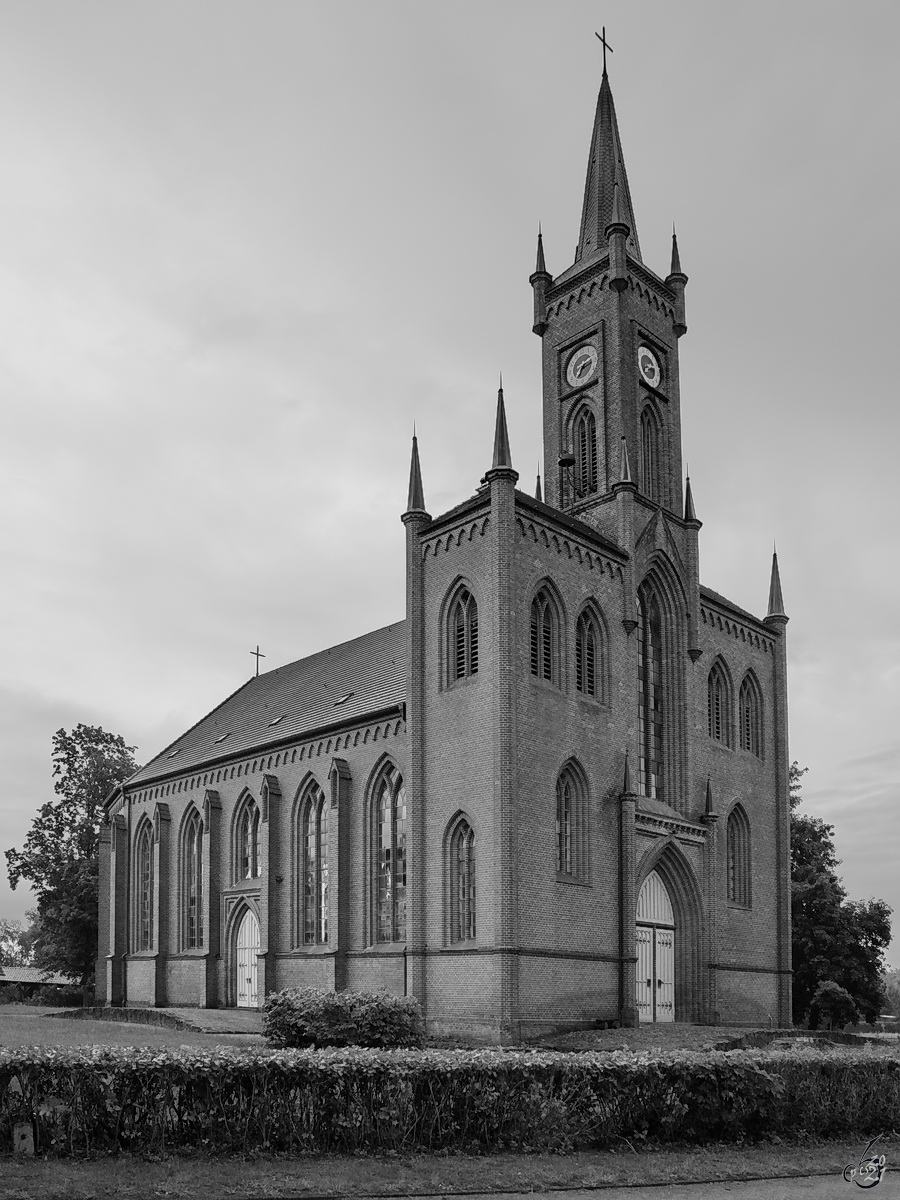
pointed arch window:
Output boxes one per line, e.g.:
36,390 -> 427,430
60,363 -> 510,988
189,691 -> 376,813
301,785 -> 329,945
575,409 -> 599,497
135,823 -> 154,952
637,588 -> 664,800
374,766 -> 407,943
640,407 -> 661,503
449,818 -> 476,943
707,660 -> 732,747
182,809 -> 203,950
530,588 -> 558,683
236,799 -> 261,881
575,608 -> 604,700
739,674 -> 763,757
450,588 -> 478,681
556,765 -> 588,880
727,805 -> 751,907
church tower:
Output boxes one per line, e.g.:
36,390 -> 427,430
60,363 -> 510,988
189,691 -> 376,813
531,64 -> 689,532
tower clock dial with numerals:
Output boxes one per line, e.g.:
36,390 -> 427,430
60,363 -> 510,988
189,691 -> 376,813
638,345 -> 661,388
566,344 -> 598,388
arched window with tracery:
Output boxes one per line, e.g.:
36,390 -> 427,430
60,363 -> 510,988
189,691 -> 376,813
300,784 -> 329,945
739,674 -> 763,757
707,660 -> 732,747
530,588 -> 558,683
640,406 -> 661,503
236,798 -> 261,882
373,765 -> 407,943
135,822 -> 154,952
575,607 -> 604,700
556,764 -> 588,879
637,587 -> 664,800
727,805 -> 751,906
182,808 -> 203,950
575,408 -> 598,497
449,818 -> 476,942
450,588 -> 478,681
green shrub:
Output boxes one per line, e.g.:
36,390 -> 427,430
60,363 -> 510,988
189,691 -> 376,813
34,984 -> 83,1007
0,1044 -> 898,1158
263,987 -> 424,1049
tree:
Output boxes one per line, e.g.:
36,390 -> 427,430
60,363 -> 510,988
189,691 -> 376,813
0,917 -> 34,967
790,763 -> 892,1025
5,725 -> 137,991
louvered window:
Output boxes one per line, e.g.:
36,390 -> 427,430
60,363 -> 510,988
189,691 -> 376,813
640,407 -> 660,503
575,409 -> 598,496
576,609 -> 602,698
739,675 -> 762,757
451,589 -> 478,681
707,662 -> 731,747
530,589 -> 556,682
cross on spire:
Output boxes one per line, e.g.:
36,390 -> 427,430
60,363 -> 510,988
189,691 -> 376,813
595,26 -> 613,75
250,644 -> 266,676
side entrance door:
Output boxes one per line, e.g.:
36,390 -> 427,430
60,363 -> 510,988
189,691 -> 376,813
235,908 -> 260,1008
635,870 -> 675,1023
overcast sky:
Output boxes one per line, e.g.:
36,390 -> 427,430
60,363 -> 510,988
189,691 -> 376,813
1,1 -> 898,966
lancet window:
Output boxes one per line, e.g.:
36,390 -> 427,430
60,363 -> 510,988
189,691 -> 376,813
727,805 -> 751,906
374,766 -> 407,943
450,589 -> 478,681
530,589 -> 558,683
135,822 -> 154,952
182,809 -> 203,950
637,589 -> 664,800
301,785 -> 329,945
739,674 -> 763,757
449,818 -> 476,943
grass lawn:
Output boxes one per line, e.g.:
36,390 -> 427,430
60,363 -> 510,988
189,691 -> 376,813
0,1005 -> 264,1051
0,1140 -> 892,1199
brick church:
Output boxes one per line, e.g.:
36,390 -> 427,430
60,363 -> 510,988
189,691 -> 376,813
98,62 -> 793,1038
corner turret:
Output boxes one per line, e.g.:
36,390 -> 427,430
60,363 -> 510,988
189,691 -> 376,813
529,228 -> 551,337
666,226 -> 688,337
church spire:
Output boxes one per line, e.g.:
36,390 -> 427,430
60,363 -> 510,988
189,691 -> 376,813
492,376 -> 513,470
767,548 -> 786,619
576,68 -> 641,264
405,431 -> 426,513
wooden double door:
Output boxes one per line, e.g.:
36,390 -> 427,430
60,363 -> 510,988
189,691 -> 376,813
635,870 -> 675,1023
236,908 -> 260,1008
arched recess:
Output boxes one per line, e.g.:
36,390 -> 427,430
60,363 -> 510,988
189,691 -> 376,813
178,804 -> 204,950
443,811 -> 477,944
440,577 -> 480,687
224,897 -> 261,1008
636,838 -> 705,1023
529,577 -> 567,687
132,816 -> 154,952
738,671 -> 764,758
231,790 -> 261,884
555,757 -> 590,880
574,600 -> 609,703
726,802 -> 752,907
365,755 -> 407,945
707,656 -> 734,747
637,557 -> 689,810
640,402 -> 663,504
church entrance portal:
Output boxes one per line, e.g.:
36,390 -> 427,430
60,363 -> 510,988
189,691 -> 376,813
636,870 -> 675,1023
235,908 -> 260,1008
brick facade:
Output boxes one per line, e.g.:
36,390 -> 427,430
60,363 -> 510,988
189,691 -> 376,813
98,68 -> 792,1037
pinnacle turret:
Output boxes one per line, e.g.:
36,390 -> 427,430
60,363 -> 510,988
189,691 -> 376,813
491,377 -> 513,470
684,474 -> 698,523
670,227 -> 683,276
535,465 -> 543,502
405,432 -> 426,514
767,548 -> 787,620
576,70 -> 641,264
617,436 -> 632,485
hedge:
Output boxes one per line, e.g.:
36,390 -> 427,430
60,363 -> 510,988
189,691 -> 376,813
263,987 -> 424,1048
0,1045 -> 898,1157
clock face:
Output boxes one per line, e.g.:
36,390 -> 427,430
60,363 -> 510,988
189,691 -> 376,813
566,344 -> 598,387
638,345 -> 661,388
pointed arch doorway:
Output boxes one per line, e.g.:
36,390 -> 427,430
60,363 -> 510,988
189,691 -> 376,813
636,870 -> 675,1022
235,907 -> 260,1008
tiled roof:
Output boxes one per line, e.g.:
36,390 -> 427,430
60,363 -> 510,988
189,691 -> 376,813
127,622 -> 407,788
0,966 -> 77,985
